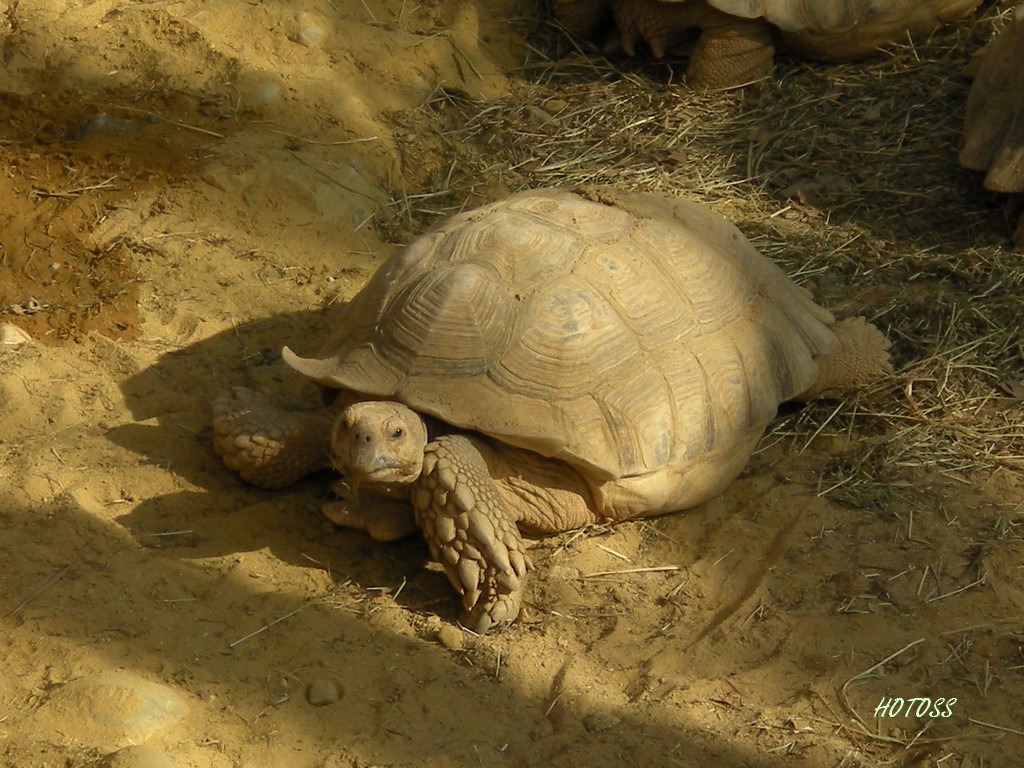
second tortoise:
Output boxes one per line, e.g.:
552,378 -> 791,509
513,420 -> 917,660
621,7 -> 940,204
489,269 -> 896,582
553,0 -> 982,87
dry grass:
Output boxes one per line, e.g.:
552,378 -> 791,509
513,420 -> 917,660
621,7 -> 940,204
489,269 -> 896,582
380,0 -> 1023,511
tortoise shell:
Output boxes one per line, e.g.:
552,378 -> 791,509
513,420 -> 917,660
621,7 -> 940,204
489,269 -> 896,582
283,187 -> 836,482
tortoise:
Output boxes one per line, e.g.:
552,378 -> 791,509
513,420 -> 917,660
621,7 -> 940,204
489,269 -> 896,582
552,0 -> 982,87
213,186 -> 892,633
960,5 -> 1024,247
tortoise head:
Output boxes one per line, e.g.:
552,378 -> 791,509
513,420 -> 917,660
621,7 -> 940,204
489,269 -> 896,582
330,401 -> 429,485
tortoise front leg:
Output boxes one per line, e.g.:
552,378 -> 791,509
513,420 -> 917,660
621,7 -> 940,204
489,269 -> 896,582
323,478 -> 419,542
412,434 -> 531,633
213,387 -> 343,489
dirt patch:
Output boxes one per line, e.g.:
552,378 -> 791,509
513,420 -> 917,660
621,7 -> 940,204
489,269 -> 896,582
0,88 -> 228,342
2,1 -> 1023,767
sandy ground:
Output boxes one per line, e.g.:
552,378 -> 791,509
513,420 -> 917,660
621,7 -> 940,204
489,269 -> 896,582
2,1 -> 1023,766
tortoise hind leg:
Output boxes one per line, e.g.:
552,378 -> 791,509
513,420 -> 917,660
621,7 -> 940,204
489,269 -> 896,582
688,17 -> 774,88
801,317 -> 893,400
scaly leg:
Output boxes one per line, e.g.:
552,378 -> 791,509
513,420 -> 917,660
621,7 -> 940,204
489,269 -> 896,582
613,0 -> 706,57
412,434 -> 531,633
212,386 -> 342,489
688,17 -> 774,88
800,317 -> 893,400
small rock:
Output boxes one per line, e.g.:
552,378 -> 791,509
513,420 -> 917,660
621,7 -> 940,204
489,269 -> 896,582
523,104 -> 557,127
72,113 -> 141,140
1,323 -> 32,346
546,565 -> 581,581
235,72 -> 284,112
40,671 -> 188,751
306,675 -> 341,706
294,12 -> 327,47
582,711 -> 621,732
101,745 -> 176,768
436,624 -> 465,650
544,98 -> 568,114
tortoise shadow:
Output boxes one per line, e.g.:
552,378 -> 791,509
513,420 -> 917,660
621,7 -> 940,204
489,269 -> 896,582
97,310 -> 846,765
7,490 -> 827,768
107,308 -> 462,617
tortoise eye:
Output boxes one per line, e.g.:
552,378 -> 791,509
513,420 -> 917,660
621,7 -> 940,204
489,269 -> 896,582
391,427 -> 404,439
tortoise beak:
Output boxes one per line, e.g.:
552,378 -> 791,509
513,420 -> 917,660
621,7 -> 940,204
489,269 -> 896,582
333,439 -> 422,485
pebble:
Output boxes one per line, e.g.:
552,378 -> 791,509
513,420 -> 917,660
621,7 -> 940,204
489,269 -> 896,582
582,711 -> 621,732
101,745 -> 176,768
71,113 -> 143,140
235,72 -> 284,112
436,623 -> 465,650
523,104 -> 557,127
546,564 -> 581,581
544,98 -> 568,114
306,675 -> 342,706
294,12 -> 327,47
40,671 -> 188,750
0,323 -> 32,346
